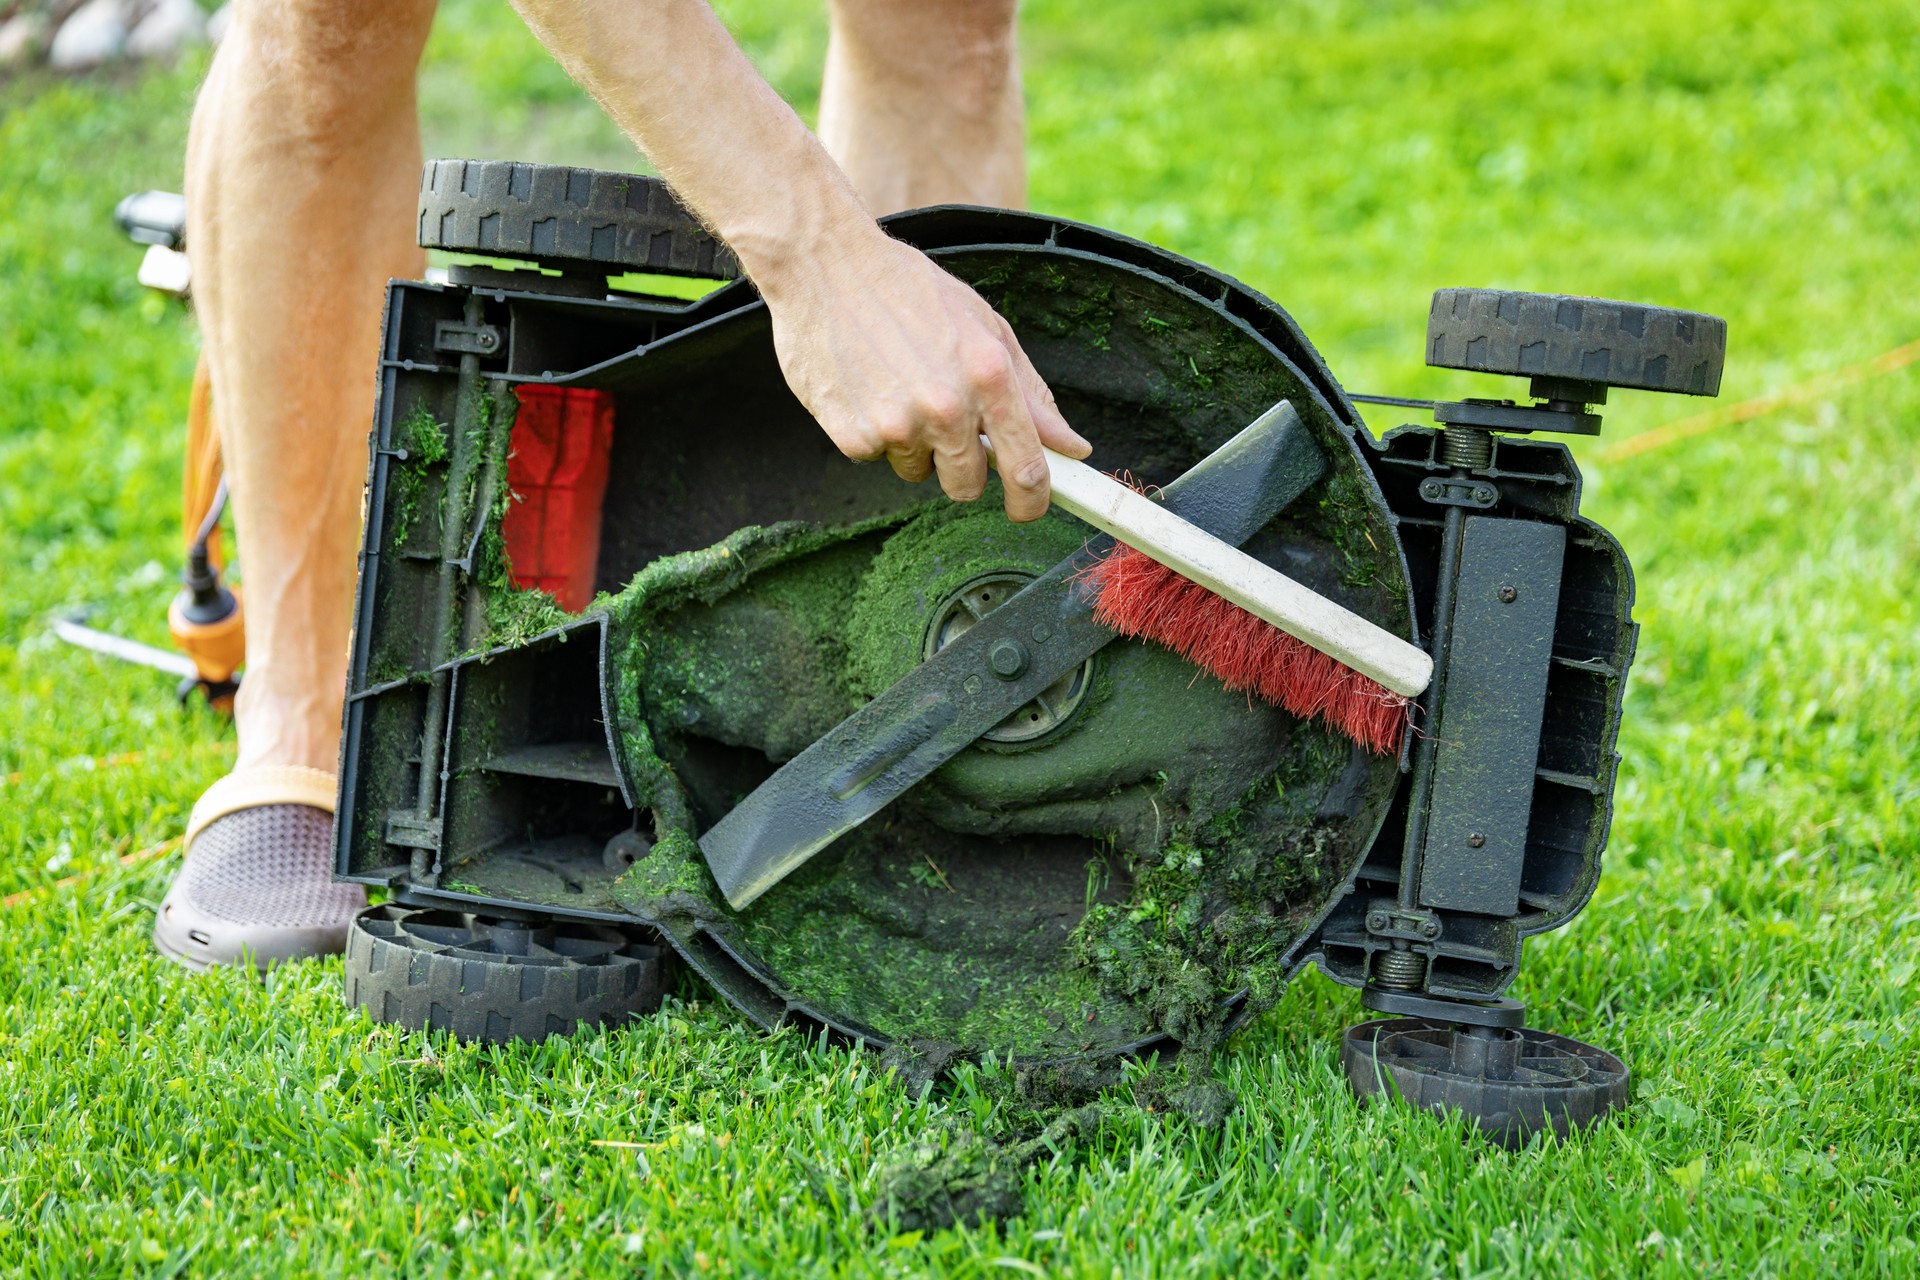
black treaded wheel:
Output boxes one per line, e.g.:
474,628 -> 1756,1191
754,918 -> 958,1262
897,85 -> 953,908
418,158 -> 740,280
1341,1017 -> 1629,1147
1428,288 -> 1725,396
344,904 -> 673,1044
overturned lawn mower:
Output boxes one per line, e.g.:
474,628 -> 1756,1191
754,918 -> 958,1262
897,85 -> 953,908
338,160 -> 1725,1145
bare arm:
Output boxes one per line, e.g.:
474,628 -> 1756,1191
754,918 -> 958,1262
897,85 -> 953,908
508,0 -> 1090,519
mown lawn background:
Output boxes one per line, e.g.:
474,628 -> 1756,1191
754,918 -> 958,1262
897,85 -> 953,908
2,0 -> 1916,1274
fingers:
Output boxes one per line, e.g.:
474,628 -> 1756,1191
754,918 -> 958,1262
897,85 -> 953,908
885,443 -> 934,484
999,315 -> 1092,461
771,241 -> 1088,521
931,441 -> 990,504
921,324 -> 1075,521
969,350 -> 1051,523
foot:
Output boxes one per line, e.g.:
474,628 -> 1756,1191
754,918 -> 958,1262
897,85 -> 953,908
154,768 -> 365,973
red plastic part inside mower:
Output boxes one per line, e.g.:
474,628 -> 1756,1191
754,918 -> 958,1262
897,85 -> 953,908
500,385 -> 614,613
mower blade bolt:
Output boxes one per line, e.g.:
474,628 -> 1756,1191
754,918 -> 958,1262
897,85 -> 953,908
923,572 -> 1094,742
988,639 -> 1029,679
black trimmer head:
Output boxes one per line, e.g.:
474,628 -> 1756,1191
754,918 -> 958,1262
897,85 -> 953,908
334,160 -> 1724,1146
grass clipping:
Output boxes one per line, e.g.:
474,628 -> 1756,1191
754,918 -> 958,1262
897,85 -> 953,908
844,1057 -> 1232,1234
595,505 -> 1375,1232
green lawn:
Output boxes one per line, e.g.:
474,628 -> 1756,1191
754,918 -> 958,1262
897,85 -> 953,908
3,0 -> 1917,1274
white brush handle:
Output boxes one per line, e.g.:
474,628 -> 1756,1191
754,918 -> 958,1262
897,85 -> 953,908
998,443 -> 1434,697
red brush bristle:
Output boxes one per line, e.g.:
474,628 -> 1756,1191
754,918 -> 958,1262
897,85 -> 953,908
1079,544 -> 1411,755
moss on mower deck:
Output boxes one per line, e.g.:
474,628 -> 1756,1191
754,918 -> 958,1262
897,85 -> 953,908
600,497 -> 1379,1064
1069,731 -> 1353,1051
421,246 -> 1406,1078
462,387 -> 575,652
845,491 -> 1092,697
385,404 -> 450,553
598,513 -> 918,844
955,247 -> 1407,632
597,506 -> 1133,1056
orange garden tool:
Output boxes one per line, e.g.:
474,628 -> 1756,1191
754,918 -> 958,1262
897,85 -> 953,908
52,194 -> 244,711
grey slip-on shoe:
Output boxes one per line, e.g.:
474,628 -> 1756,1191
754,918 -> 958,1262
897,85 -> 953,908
154,766 -> 364,973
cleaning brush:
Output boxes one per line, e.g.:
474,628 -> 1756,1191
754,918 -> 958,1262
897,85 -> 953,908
992,441 -> 1434,754
1077,544 -> 1412,753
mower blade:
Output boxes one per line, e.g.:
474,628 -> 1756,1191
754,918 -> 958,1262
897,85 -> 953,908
52,617 -> 198,680
700,400 -> 1328,909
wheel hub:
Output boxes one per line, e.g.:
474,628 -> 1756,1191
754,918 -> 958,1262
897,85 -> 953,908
925,572 -> 1093,744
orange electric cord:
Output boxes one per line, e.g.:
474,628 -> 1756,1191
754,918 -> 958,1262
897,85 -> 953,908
172,353 -> 245,712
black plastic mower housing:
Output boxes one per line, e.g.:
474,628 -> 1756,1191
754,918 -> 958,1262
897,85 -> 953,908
334,205 -> 1634,1055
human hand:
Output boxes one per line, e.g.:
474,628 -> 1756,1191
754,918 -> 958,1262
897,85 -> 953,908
755,230 -> 1092,522
508,0 -> 1083,515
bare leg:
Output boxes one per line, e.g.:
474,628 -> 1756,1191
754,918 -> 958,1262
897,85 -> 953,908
819,0 -> 1025,215
186,0 -> 436,774
158,0 -> 437,968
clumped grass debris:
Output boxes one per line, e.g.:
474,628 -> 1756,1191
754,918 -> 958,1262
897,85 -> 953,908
5,3 -> 1918,1271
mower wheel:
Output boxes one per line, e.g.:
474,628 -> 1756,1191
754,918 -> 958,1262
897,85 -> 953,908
1427,288 -> 1725,396
344,904 -> 672,1044
418,158 -> 739,281
1341,1016 -> 1629,1147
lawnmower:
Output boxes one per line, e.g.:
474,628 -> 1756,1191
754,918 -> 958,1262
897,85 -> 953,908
300,160 -> 1720,1144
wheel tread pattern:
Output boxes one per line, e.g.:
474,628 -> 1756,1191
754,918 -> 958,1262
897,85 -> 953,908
1428,288 -> 1725,395
344,904 -> 673,1044
419,158 -> 740,280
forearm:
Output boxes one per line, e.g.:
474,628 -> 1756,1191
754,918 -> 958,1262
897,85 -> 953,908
512,0 -> 1089,520
508,0 -> 878,290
